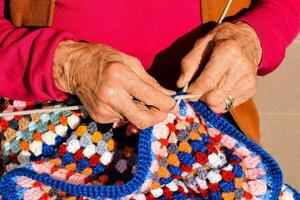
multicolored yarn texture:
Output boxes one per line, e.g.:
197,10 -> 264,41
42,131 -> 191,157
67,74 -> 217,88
0,97 -> 299,200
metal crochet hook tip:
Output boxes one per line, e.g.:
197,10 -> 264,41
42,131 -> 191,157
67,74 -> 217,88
173,94 -> 203,101
172,92 -> 203,113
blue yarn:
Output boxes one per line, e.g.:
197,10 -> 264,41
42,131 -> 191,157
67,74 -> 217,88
157,196 -> 168,200
220,180 -> 235,192
223,148 -> 233,156
92,164 -> 105,175
23,114 -> 31,120
42,144 -> 55,157
178,152 -> 195,166
178,100 -> 187,116
62,153 -> 74,165
167,165 -> 181,176
36,121 -> 48,133
10,139 -> 21,153
16,187 -> 27,200
77,158 -> 90,171
40,113 -> 50,123
201,134 -> 210,144
55,136 -> 64,147
191,140 -> 207,152
66,127 -> 73,136
230,154 -> 242,163
232,164 -> 243,178
159,177 -> 172,185
187,193 -> 196,200
172,192 -> 186,200
196,196 -> 206,200
173,90 -> 185,97
9,120 -> 18,129
22,130 -> 33,142
88,122 -> 98,133
30,154 -> 38,161
50,113 -> 60,125
209,192 -> 222,200
51,153 -> 59,159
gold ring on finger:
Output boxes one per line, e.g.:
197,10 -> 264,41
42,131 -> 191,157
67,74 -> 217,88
224,95 -> 235,112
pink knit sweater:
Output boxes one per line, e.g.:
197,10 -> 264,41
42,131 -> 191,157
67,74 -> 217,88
0,0 -> 299,101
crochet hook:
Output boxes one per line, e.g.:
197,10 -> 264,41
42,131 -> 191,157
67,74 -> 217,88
173,94 -> 203,101
0,105 -> 84,117
177,0 -> 232,102
0,100 -> 145,117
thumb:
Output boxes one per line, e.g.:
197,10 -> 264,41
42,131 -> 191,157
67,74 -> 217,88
177,34 -> 214,88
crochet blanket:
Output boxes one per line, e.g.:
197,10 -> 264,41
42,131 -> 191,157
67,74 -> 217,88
0,98 -> 299,199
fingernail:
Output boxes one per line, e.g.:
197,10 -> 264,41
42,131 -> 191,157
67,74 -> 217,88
178,74 -> 185,86
167,89 -> 176,95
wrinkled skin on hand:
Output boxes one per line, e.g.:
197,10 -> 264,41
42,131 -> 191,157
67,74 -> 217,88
53,41 -> 175,129
177,22 -> 262,113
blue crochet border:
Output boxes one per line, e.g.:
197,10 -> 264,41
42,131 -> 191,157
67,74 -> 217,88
190,102 -> 284,199
0,101 -> 285,199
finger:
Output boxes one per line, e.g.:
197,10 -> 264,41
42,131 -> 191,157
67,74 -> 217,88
125,58 -> 175,95
76,89 -> 123,123
114,90 -> 168,129
177,33 -> 214,88
187,44 -> 230,100
88,109 -> 121,124
200,67 -> 242,108
88,102 -> 123,124
125,72 -> 176,112
208,75 -> 256,113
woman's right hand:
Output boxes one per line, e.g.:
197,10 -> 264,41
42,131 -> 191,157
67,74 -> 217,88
53,40 -> 175,129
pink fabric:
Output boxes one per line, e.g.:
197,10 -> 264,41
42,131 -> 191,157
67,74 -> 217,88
237,0 -> 300,75
0,0 -> 299,101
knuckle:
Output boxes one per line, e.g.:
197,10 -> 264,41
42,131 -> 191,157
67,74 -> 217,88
120,104 -> 131,117
181,57 -> 193,68
105,62 -> 127,81
134,116 -> 150,129
221,22 -> 232,27
245,75 -> 256,87
223,39 -> 240,54
131,57 -> 143,66
206,93 -> 223,107
140,89 -> 156,103
98,86 -> 116,103
201,75 -> 217,91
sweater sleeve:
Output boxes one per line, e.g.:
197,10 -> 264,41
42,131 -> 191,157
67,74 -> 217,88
0,0 -> 76,101
236,0 -> 300,76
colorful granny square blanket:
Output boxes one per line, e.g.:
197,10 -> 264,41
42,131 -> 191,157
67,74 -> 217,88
0,98 -> 299,200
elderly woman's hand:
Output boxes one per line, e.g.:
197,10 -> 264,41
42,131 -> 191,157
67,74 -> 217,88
177,22 -> 262,113
53,41 -> 175,129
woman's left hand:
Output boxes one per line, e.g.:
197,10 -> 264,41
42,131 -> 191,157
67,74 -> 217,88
177,22 -> 262,113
